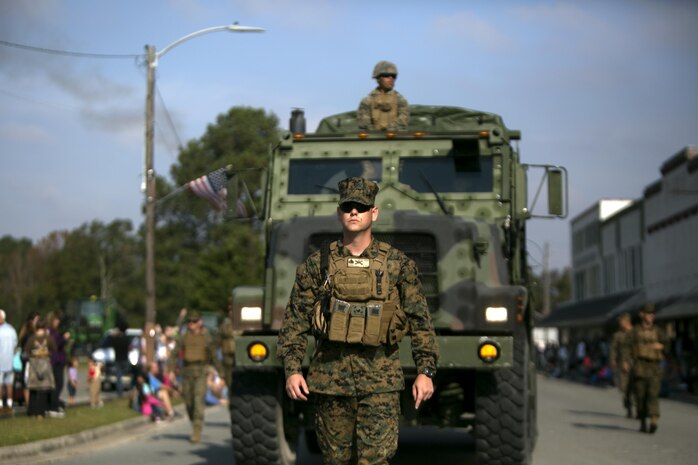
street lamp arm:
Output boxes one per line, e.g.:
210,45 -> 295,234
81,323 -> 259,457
153,23 -> 265,66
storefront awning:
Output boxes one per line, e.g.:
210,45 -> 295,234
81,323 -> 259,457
655,289 -> 698,320
606,290 -> 646,320
538,290 -> 636,328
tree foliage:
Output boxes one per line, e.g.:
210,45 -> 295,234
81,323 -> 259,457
2,106 -> 280,332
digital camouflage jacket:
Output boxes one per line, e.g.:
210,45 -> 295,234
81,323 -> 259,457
277,238 -> 438,396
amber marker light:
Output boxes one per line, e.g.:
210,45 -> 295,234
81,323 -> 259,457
478,340 -> 501,363
479,131 -> 489,138
248,342 -> 269,362
386,132 -> 396,138
413,132 -> 425,138
293,133 -> 304,139
358,133 -> 369,139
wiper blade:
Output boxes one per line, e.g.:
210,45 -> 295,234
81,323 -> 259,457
419,170 -> 451,215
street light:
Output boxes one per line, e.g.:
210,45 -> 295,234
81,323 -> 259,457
143,23 -> 264,363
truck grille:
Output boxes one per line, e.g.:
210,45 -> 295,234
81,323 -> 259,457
307,233 -> 439,313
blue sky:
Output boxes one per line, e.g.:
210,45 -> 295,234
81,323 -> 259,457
1,0 -> 697,270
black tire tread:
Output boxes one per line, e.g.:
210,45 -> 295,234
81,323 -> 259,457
230,372 -> 295,465
475,332 -> 533,465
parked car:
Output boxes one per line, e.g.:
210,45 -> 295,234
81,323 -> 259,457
91,328 -> 143,391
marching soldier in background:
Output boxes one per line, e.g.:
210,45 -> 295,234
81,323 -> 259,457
357,60 -> 409,132
610,312 -> 634,418
217,308 -> 236,388
171,310 -> 219,443
278,177 -> 438,465
631,303 -> 666,433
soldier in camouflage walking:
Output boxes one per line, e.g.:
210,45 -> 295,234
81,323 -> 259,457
171,310 -> 219,443
278,177 -> 438,465
357,61 -> 410,132
630,303 -> 666,433
610,312 -> 634,418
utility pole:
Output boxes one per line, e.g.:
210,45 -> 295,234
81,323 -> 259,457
543,241 -> 551,316
141,25 -> 264,366
143,44 -> 157,366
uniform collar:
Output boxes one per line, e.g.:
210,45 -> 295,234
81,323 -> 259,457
336,237 -> 380,258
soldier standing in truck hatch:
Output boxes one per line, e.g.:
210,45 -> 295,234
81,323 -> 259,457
277,176 -> 438,465
171,310 -> 219,443
357,60 -> 409,132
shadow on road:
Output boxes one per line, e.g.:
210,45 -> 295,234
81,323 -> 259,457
567,409 -> 626,418
571,422 -> 638,433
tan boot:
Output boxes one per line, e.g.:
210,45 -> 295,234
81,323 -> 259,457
649,416 -> 658,434
190,424 -> 202,443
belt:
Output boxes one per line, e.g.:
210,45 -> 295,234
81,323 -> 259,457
183,360 -> 206,366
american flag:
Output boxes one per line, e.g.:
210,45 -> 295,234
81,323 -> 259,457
187,167 -> 228,211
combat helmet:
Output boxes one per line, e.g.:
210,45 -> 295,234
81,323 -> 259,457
372,60 -> 398,79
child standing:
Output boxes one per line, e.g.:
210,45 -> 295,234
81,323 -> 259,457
67,357 -> 78,405
87,358 -> 103,408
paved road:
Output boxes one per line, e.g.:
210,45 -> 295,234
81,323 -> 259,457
27,375 -> 698,465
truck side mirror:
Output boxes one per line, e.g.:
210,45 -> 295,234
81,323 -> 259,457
547,168 -> 563,216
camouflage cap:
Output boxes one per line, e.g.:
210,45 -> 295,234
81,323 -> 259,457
640,303 -> 655,314
187,310 -> 202,322
372,60 -> 398,79
338,177 -> 379,206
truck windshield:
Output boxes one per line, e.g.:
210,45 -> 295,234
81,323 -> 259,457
399,156 -> 493,193
288,159 -> 382,194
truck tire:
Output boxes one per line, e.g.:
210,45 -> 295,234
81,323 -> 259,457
475,331 -> 533,465
230,371 -> 297,465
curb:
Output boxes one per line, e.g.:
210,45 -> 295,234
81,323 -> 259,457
0,414 -> 151,463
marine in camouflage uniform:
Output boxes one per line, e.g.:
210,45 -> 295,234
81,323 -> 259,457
171,311 -> 219,443
217,313 -> 236,388
278,177 -> 438,465
610,312 -> 634,417
357,61 -> 409,132
630,303 -> 666,434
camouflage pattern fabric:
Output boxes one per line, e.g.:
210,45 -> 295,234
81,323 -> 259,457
357,89 -> 409,132
171,330 -> 219,428
610,328 -> 634,409
182,364 -> 207,427
315,392 -> 399,465
217,317 -> 236,386
277,238 -> 438,396
338,177 -> 379,206
631,325 -> 665,419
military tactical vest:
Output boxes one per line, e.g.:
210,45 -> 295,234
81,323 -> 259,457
634,326 -> 663,361
370,92 -> 399,131
317,241 -> 405,347
182,331 -> 208,363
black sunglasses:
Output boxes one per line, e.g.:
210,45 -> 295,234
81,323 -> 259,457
379,73 -> 397,79
339,202 -> 373,213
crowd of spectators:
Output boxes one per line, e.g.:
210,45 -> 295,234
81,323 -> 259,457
0,307 -> 232,423
537,332 -> 698,396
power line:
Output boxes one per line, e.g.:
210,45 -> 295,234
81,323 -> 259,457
0,38 -> 140,59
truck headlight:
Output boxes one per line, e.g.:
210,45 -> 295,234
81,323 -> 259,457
478,340 -> 501,363
241,306 -> 262,321
485,306 -> 508,322
248,342 -> 269,362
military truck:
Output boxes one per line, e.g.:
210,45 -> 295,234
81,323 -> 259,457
229,105 -> 567,465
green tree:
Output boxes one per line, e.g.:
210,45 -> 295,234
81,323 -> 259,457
151,106 -> 279,324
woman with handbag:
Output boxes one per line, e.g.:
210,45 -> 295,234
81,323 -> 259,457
23,318 -> 56,418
